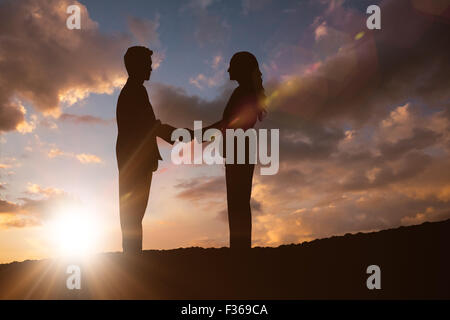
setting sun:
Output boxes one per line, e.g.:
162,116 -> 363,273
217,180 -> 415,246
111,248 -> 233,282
48,207 -> 100,257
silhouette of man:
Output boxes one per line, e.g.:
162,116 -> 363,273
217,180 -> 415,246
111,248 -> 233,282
116,46 -> 175,254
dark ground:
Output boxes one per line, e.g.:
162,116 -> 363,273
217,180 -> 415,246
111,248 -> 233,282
1,219 -> 449,299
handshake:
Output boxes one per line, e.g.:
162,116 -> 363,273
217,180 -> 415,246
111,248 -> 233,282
154,119 -> 223,145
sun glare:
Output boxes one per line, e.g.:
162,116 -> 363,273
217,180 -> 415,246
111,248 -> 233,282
49,206 -> 100,257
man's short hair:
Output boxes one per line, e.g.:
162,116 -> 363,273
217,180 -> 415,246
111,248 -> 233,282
124,46 -> 153,76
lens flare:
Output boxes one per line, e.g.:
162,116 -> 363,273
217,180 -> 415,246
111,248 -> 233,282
49,206 -> 100,257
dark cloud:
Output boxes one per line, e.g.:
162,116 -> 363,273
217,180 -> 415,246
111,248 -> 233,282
242,0 -> 272,15
194,14 -> 230,47
0,184 -> 79,229
1,0 -> 449,246
378,128 -> 441,160
251,198 -> 263,212
0,98 -> 24,133
267,0 -> 450,125
297,195 -> 450,239
175,175 -> 225,201
0,0 -> 155,132
339,151 -> 431,192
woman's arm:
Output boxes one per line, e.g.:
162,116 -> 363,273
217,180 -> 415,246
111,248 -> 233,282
204,119 -> 224,132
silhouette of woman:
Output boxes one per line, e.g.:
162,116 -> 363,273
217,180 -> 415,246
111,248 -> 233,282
208,52 -> 267,251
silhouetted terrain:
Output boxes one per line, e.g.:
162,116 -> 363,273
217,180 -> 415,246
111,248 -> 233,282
1,219 -> 449,299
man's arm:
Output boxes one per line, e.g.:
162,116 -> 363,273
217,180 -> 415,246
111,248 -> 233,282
155,118 -> 225,145
155,122 -> 177,145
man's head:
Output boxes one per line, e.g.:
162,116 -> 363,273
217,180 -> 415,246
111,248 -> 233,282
124,46 -> 153,81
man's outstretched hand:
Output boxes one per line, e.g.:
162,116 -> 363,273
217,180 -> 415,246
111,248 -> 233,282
155,120 -> 177,145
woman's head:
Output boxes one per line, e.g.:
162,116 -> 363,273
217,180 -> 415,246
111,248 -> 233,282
228,51 -> 267,117
228,51 -> 261,84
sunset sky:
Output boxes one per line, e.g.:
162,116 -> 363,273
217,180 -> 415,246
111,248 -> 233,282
0,0 -> 449,264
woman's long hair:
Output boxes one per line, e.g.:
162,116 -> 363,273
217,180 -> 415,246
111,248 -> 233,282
230,52 -> 267,120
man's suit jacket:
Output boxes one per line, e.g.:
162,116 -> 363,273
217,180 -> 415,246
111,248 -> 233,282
116,78 -> 175,174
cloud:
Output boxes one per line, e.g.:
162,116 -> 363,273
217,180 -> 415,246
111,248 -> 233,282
126,15 -> 165,70
265,0 -> 450,125
0,183 -> 80,229
159,83 -> 450,246
212,54 -> 223,69
175,176 -> 225,202
314,20 -> 328,41
127,15 -> 161,47
189,74 -> 209,89
174,174 -> 264,223
149,81 -> 233,128
1,0 -> 448,246
47,148 -> 67,159
0,100 -> 25,133
400,207 -> 444,226
14,104 -> 38,134
145,22 -> 450,246
186,0 -> 217,11
174,175 -> 227,223
181,0 -> 230,47
0,196 -> 42,229
53,1 -> 448,249
250,163 -> 450,245
194,14 -> 230,47
75,153 -> 103,164
189,70 -> 223,89
58,113 -> 113,125
311,17 -> 351,57
242,0 -> 272,15
26,183 -> 63,197
0,199 -> 20,215
47,148 -> 103,164
249,106 -> 450,244
240,1 -> 450,247
0,0 -> 162,133
189,54 -> 226,89
0,216 -> 40,229
0,158 -> 19,177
